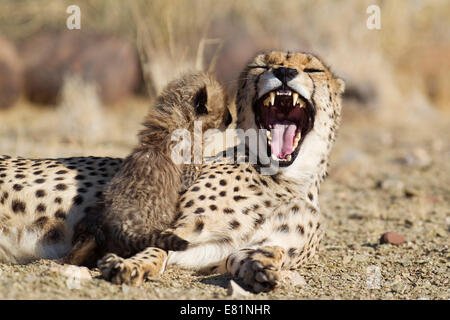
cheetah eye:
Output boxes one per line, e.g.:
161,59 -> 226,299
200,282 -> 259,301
303,68 -> 324,73
247,65 -> 269,70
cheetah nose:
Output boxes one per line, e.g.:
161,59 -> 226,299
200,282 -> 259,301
273,67 -> 298,84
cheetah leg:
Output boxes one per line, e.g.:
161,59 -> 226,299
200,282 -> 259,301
97,247 -> 167,286
224,246 -> 286,293
59,235 -> 97,266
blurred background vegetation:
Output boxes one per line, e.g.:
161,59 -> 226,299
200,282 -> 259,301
0,0 -> 448,157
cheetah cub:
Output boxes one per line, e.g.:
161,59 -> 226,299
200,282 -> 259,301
66,72 -> 232,265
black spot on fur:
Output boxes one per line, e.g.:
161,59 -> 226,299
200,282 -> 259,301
75,175 -> 85,180
277,224 -> 289,233
229,220 -> 240,229
73,195 -> 83,205
233,195 -> 247,201
55,209 -> 66,219
191,186 -> 200,192
288,248 -> 297,258
36,203 -> 46,213
194,221 -> 204,233
34,179 -> 45,184
11,200 -> 26,214
33,170 -> 43,175
308,193 -> 314,201
223,208 -> 235,214
15,174 -> 26,179
194,207 -> 205,214
296,224 -> 305,235
33,216 -> 48,228
35,189 -> 46,198
185,200 -> 194,208
12,184 -> 23,191
56,170 -> 68,175
55,184 -> 67,191
219,191 -> 226,197
209,204 -> 217,211
219,179 -> 227,186
54,197 -> 62,204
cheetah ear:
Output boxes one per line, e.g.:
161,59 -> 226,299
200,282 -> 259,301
335,78 -> 346,94
194,85 -> 208,115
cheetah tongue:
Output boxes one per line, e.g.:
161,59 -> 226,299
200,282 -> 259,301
271,123 -> 297,159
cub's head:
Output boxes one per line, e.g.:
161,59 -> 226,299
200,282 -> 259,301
149,72 -> 232,133
235,51 -> 345,178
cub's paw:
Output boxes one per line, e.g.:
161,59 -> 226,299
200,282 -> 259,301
97,253 -> 144,286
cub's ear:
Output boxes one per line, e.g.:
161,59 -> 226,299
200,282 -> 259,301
335,78 -> 346,94
193,85 -> 208,115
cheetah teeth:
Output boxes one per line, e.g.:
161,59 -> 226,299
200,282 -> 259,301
293,93 -> 299,106
264,90 -> 303,108
270,92 -> 275,106
293,132 -> 301,149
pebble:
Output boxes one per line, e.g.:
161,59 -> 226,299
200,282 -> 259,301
342,256 -> 352,264
59,265 -> 92,281
227,280 -> 250,298
399,148 -> 432,168
380,179 -> 405,197
279,270 -> 307,287
380,232 -> 405,245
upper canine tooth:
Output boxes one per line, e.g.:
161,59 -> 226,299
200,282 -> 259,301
293,93 -> 299,106
270,92 -> 275,106
263,96 -> 271,106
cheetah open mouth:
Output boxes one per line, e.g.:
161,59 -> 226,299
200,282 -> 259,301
254,87 -> 315,167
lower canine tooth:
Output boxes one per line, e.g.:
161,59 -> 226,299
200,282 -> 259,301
266,130 -> 271,140
286,155 -> 292,161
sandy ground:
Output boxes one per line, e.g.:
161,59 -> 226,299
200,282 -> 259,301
0,100 -> 449,300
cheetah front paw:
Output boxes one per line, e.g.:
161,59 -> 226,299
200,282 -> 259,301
97,253 -> 144,286
239,259 -> 280,293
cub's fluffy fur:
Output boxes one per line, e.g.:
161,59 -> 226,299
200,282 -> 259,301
66,72 -> 231,265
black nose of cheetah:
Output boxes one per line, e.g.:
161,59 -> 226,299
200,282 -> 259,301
273,67 -> 298,84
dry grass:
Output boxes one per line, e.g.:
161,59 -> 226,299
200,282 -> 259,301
0,0 -> 448,112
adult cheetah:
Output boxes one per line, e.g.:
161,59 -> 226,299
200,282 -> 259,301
97,51 -> 345,292
0,72 -> 231,264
